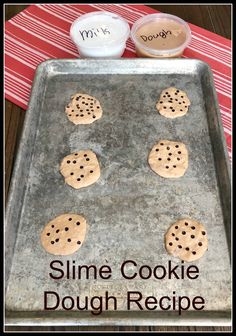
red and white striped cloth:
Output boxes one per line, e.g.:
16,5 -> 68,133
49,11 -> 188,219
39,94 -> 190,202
4,4 -> 232,159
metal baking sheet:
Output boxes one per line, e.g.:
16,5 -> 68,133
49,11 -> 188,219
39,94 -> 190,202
5,59 -> 231,326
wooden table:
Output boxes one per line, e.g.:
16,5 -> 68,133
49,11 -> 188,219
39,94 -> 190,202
5,4 -> 231,332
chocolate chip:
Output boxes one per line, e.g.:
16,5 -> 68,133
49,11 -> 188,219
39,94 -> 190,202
76,222 -> 80,226
167,158 -> 171,161
167,146 -> 170,150
67,160 -> 70,164
47,233 -> 50,236
178,245 -> 182,249
51,225 -> 54,228
173,165 -> 176,168
68,218 -> 72,221
77,241 -> 81,244
191,235 -> 195,239
185,222 -> 188,226
172,233 -> 175,236
80,166 -> 84,169
77,178 -> 81,181
51,241 -> 54,244
192,251 -> 196,255
191,226 -> 195,230
202,231 -> 206,235
67,238 -> 71,242
80,175 -> 84,178
56,229 -> 60,233
73,160 -> 76,164
169,242 -> 173,246
90,170 -> 93,173
182,231 -> 186,235
175,237 -> 179,241
80,114 -> 84,117
86,158 -> 90,161
65,227 -> 69,231
75,153 -> 78,156
175,226 -> 178,229
156,149 -> 159,151
93,115 -> 96,118
84,154 -> 87,157
166,166 -> 169,169
198,242 -> 203,246
158,158 -> 162,161
178,151 -> 181,154
55,238 -> 59,242
186,247 -> 190,251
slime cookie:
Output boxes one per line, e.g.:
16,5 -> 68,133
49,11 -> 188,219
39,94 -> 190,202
165,218 -> 208,262
41,214 -> 87,255
156,87 -> 190,118
65,93 -> 103,124
60,150 -> 100,189
148,140 -> 188,178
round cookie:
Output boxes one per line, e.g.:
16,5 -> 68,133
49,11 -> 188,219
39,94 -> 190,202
165,218 -> 208,262
41,214 -> 87,255
148,140 -> 188,178
65,93 -> 103,125
156,87 -> 190,118
60,150 -> 100,189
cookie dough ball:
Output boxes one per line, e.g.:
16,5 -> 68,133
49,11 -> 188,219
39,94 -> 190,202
65,93 -> 103,125
148,140 -> 188,178
165,218 -> 208,262
156,87 -> 190,118
60,150 -> 100,189
41,214 -> 87,255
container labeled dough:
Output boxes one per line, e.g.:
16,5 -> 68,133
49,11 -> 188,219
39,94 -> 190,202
131,13 -> 191,58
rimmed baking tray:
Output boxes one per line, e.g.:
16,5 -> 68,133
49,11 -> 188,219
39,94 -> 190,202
5,59 -> 231,326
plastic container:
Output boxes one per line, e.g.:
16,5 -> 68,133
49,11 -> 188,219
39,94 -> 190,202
131,13 -> 191,58
70,11 -> 130,58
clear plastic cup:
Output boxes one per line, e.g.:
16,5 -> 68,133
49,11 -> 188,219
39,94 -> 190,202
70,11 -> 130,59
131,13 -> 191,58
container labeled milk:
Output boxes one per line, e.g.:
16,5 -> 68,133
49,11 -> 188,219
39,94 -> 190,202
70,11 -> 130,58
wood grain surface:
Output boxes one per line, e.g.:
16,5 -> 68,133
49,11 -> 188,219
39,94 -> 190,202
4,4 -> 231,332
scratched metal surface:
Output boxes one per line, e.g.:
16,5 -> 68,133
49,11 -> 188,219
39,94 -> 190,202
5,59 -> 231,326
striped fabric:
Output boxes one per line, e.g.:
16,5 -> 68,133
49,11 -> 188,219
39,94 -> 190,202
4,4 -> 232,159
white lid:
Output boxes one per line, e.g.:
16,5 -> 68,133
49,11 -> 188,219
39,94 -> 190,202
70,11 -> 130,48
